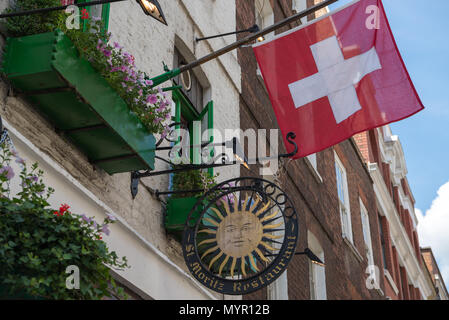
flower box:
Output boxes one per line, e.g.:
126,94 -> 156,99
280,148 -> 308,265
165,197 -> 203,232
2,30 -> 155,174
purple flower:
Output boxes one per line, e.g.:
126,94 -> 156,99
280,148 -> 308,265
101,224 -> 110,236
29,175 -> 38,182
103,50 -> 111,58
146,94 -> 158,105
15,157 -> 25,165
81,214 -> 91,224
0,166 -> 15,180
107,214 -> 117,222
157,87 -> 163,95
145,79 -> 153,86
113,42 -> 122,49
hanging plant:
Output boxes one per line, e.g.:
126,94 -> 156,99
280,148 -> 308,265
171,158 -> 219,199
0,138 -> 129,300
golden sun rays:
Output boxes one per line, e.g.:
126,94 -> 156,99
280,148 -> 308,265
196,192 -> 285,279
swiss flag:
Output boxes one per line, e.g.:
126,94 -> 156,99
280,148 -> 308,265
253,0 -> 424,159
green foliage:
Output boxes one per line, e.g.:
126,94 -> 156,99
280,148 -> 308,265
0,142 -> 129,300
172,159 -> 219,199
1,1 -> 171,136
2,0 -> 65,37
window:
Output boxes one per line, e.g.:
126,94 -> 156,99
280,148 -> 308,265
292,0 -> 308,24
308,231 -> 326,300
306,153 -> 322,182
360,200 -> 374,265
77,0 -> 111,33
173,48 -> 204,113
255,0 -> 274,40
335,152 -> 353,242
255,0 -> 274,81
360,199 -> 377,289
378,215 -> 388,270
171,49 -> 213,171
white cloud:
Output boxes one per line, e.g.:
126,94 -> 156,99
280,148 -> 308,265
416,181 -> 449,288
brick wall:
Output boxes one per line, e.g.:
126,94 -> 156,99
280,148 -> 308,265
237,0 -> 385,300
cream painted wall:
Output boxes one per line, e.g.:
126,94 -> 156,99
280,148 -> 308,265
4,120 -> 217,300
0,0 -> 242,300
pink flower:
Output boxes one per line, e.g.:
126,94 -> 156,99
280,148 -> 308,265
146,94 -> 158,105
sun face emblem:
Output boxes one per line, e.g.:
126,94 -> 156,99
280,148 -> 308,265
196,193 -> 285,278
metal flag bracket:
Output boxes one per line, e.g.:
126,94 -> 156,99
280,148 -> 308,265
130,130 -> 298,199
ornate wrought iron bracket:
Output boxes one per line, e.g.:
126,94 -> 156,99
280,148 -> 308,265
130,131 -> 298,199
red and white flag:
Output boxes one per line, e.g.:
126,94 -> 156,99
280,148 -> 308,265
253,0 -> 424,158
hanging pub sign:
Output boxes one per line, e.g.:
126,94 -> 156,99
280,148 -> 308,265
182,177 -> 299,295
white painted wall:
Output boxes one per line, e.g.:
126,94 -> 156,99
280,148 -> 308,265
0,0 -> 242,299
4,120 -> 216,300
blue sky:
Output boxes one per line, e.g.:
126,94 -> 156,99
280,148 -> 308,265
330,0 -> 449,289
330,0 -> 449,212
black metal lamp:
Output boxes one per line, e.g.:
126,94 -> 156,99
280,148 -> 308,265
296,248 -> 326,267
226,137 -> 250,170
136,0 -> 167,25
196,24 -> 260,42
0,0 -> 168,25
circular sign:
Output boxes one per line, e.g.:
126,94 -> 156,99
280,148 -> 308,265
182,177 -> 299,295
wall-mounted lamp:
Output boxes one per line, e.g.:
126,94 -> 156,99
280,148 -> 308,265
0,0 -> 168,25
196,24 -> 260,42
226,137 -> 250,170
296,248 -> 326,267
136,0 -> 167,25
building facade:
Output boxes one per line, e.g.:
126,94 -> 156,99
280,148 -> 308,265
0,0 -> 444,300
238,0 -> 387,300
354,126 -> 435,299
0,0 -> 241,300
421,247 -> 449,300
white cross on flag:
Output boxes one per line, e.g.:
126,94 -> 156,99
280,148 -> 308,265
253,0 -> 424,159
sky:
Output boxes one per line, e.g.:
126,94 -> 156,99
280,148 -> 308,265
329,0 -> 449,288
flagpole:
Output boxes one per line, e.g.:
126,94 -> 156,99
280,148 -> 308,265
179,0 -> 338,74
150,0 -> 338,86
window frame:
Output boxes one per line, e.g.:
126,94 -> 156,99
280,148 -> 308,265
76,0 -> 111,33
334,152 -> 353,243
360,199 -> 375,267
308,231 -> 327,300
171,88 -> 214,176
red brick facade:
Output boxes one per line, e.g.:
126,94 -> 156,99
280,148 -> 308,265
237,0 -> 385,300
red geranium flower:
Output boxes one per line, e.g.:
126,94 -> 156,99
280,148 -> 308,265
54,204 -> 70,217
